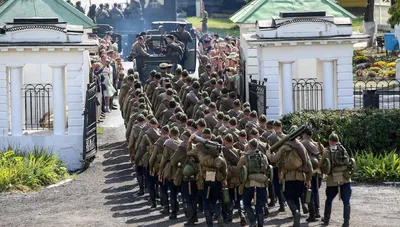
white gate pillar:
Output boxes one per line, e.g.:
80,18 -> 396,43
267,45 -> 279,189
281,61 -> 294,115
49,64 -> 66,135
321,59 -> 336,109
9,65 -> 24,136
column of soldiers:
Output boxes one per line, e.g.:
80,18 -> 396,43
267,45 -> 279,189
119,63 -> 353,227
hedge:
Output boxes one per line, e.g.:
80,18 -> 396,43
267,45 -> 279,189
281,109 -> 400,154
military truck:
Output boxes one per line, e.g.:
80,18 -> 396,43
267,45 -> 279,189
134,21 -> 198,83
94,0 -> 178,59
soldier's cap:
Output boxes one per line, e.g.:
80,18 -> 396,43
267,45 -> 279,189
267,120 -> 275,127
175,106 -> 183,113
243,102 -> 250,109
208,102 -> 217,109
201,55 -> 209,62
221,87 -> 228,94
161,125 -> 170,134
167,63 -> 173,68
229,117 -> 237,126
193,81 -> 200,90
248,139 -> 259,149
223,115 -> 230,122
140,31 -> 147,36
138,97 -> 145,103
134,89 -> 142,96
166,34 -> 174,39
249,111 -> 258,118
159,63 -> 169,69
149,118 -> 159,125
166,88 -> 174,96
141,110 -> 149,117
174,112 -> 183,120
179,22 -> 187,26
250,128 -> 259,136
169,100 -> 177,108
233,99 -> 241,107
239,130 -> 247,138
181,130 -> 191,140
210,78 -> 217,85
329,132 -> 339,142
206,63 -> 212,68
229,91 -> 236,98
170,126 -> 180,136
217,79 -> 224,85
303,128 -> 312,137
273,120 -> 282,127
137,114 -> 145,122
222,133 -> 232,143
197,118 -> 207,128
201,91 -> 209,98
243,107 -> 251,114
137,36 -> 144,40
217,112 -> 224,120
214,135 -> 223,144
180,114 -> 188,122
146,114 -> 154,120
259,114 -> 267,123
138,103 -> 146,109
202,128 -> 212,135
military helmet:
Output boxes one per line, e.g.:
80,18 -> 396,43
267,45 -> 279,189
310,155 -> 320,169
183,164 -> 195,177
329,132 -> 339,142
320,158 -> 331,174
239,165 -> 248,183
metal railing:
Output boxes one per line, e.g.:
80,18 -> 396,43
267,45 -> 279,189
23,84 -> 53,130
292,78 -> 323,111
353,78 -> 400,109
248,76 -> 267,115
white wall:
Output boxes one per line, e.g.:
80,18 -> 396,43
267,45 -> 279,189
375,0 -> 391,31
257,43 -> 354,120
0,48 -> 90,171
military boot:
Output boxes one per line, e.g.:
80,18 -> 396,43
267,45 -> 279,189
204,210 -> 213,227
245,206 -> 256,227
322,201 -> 332,225
264,205 -> 270,217
342,205 -> 350,227
160,191 -> 170,215
238,203 -> 247,226
184,205 -> 195,226
136,175 -> 145,196
257,214 -> 264,227
302,202 -> 309,214
306,202 -> 317,222
287,200 -> 300,227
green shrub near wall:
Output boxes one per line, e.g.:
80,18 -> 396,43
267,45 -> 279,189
281,109 -> 400,154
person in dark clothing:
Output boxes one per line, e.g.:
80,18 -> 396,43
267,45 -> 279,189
75,1 -> 85,14
87,4 -> 97,22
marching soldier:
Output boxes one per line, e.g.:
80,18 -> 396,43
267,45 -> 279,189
266,130 -> 313,227
321,133 -> 353,227
213,112 -> 225,135
184,81 -> 200,118
237,139 -> 270,227
260,120 -> 275,143
155,88 -> 174,120
233,130 -> 248,153
204,102 -> 218,129
128,114 -> 146,163
238,107 -> 251,130
227,99 -> 242,118
159,127 -> 182,219
301,128 -> 324,222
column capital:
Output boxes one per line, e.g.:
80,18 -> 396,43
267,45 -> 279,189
48,64 -> 66,68
7,64 -> 24,69
319,58 -> 336,62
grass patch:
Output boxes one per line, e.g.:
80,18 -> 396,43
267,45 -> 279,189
186,17 -> 240,37
352,17 -> 364,32
0,148 -> 70,192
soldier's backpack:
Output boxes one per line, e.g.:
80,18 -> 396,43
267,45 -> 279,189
246,151 -> 267,175
283,147 -> 303,171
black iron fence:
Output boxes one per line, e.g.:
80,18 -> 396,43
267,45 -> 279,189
23,84 -> 53,130
292,79 -> 323,111
248,76 -> 267,115
354,78 -> 400,109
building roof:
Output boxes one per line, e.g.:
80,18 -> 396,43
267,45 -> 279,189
230,0 -> 356,24
0,0 -> 95,28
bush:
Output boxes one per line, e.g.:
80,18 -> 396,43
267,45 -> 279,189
354,150 -> 400,182
369,66 -> 381,73
387,62 -> 396,68
372,61 -> 387,68
388,69 -> 396,77
353,55 -> 369,64
367,71 -> 377,78
0,148 -> 69,192
280,109 -> 400,153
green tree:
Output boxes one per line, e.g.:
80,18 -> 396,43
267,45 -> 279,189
388,0 -> 400,27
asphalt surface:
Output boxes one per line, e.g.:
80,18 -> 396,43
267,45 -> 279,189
1,108 -> 400,227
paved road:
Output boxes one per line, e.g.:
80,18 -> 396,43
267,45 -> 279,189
1,108 -> 400,227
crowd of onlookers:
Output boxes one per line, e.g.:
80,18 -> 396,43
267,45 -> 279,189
196,31 -> 242,99
89,33 -> 127,123
66,0 -> 144,22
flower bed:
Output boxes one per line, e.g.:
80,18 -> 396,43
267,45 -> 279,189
353,51 -> 397,79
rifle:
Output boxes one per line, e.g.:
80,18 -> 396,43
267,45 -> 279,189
269,125 -> 308,153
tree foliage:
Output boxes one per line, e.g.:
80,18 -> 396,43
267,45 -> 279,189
388,1 -> 400,27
